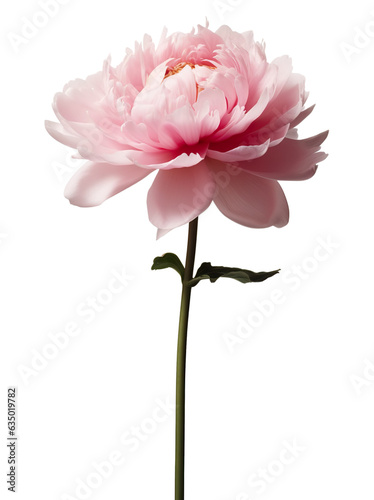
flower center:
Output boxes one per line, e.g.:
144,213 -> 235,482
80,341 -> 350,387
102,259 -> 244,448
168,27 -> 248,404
164,61 -> 197,79
163,61 -> 217,96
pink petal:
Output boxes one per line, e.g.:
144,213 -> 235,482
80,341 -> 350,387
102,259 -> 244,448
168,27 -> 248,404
127,143 -> 209,169
192,88 -> 225,137
269,56 -> 293,101
289,105 -> 315,129
163,64 -> 197,106
147,161 -> 215,230
211,87 -> 270,142
158,106 -> 200,147
238,131 -> 329,181
207,71 -> 238,112
247,101 -> 300,145
249,72 -> 305,133
194,87 -> 226,117
64,162 -> 152,207
54,92 -> 91,123
211,165 -> 289,228
45,120 -> 79,148
156,228 -> 172,239
207,140 -> 270,162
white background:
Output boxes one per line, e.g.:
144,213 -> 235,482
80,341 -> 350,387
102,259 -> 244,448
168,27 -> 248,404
1,0 -> 374,499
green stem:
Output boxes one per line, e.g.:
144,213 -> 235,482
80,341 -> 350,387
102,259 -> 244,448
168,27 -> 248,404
175,217 -> 198,500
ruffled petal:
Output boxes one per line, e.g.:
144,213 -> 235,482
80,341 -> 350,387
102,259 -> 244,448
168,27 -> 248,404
238,131 -> 329,181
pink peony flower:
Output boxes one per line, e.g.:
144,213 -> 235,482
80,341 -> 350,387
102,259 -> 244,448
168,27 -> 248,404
46,23 -> 328,237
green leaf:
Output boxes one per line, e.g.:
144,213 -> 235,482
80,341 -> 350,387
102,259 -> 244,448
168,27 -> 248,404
188,262 -> 280,287
151,253 -> 185,281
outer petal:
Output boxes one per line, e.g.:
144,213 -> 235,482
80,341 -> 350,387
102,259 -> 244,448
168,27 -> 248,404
286,105 -> 316,139
211,165 -> 289,228
45,120 -> 79,149
147,161 -> 215,230
289,105 -> 315,129
238,131 -> 329,181
98,142 -> 209,169
64,162 -> 152,207
156,228 -> 172,239
207,140 -> 270,162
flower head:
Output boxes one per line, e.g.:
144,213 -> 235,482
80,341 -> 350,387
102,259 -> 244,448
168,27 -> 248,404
46,23 -> 328,237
